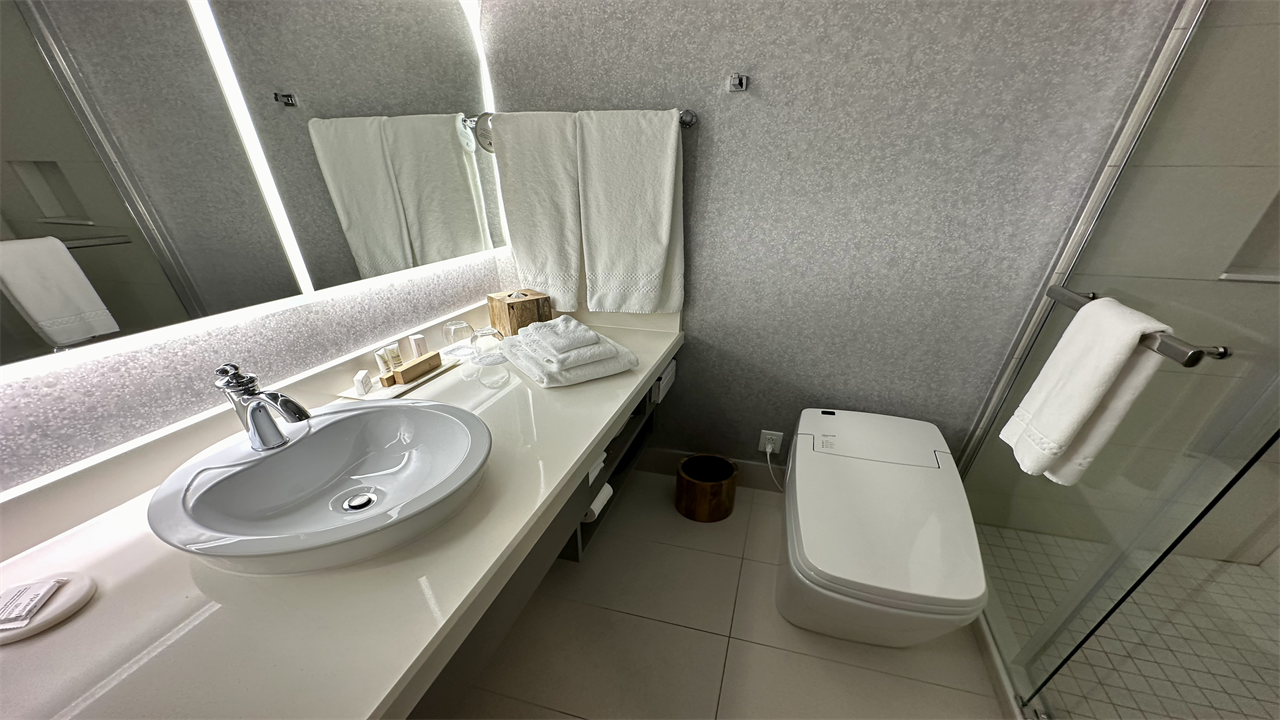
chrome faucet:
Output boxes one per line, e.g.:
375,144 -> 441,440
214,363 -> 311,451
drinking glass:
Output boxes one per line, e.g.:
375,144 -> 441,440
470,327 -> 507,365
442,320 -> 476,358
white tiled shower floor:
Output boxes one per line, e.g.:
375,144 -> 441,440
429,472 -> 1002,719
977,525 -> 1279,720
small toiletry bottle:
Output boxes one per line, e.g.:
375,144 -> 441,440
375,349 -> 391,374
408,334 -> 429,359
353,370 -> 371,397
382,343 -> 403,369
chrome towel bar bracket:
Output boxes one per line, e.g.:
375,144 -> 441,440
1045,285 -> 1231,368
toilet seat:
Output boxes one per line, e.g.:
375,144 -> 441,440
785,486 -> 984,616
775,409 -> 987,647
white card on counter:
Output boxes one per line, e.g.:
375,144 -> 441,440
0,580 -> 64,630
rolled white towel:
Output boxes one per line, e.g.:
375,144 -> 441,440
501,334 -> 637,388
519,324 -> 618,372
523,315 -> 599,354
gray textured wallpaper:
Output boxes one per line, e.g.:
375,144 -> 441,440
39,0 -> 300,314
482,0 -> 1177,459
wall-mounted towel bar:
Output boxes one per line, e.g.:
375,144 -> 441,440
1046,285 -> 1231,368
463,109 -> 698,153
0,235 -> 130,249
463,106 -> 696,141
462,109 -> 697,129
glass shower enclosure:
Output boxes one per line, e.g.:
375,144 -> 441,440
962,0 -> 1279,717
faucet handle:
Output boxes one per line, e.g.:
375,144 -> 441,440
214,363 -> 258,391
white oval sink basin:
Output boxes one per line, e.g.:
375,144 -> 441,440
148,399 -> 490,574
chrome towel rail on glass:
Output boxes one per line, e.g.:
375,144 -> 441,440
1046,285 -> 1231,368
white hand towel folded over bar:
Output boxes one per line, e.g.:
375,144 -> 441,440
500,332 -> 638,389
0,236 -> 118,346
999,297 -> 1170,486
577,109 -> 684,314
491,112 -> 583,311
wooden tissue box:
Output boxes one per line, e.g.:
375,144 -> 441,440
487,289 -> 552,337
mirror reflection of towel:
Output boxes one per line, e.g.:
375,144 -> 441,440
0,236 -> 118,346
309,114 -> 488,279
384,115 -> 490,265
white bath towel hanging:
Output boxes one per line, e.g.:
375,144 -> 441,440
492,112 -> 583,311
999,297 -> 1170,486
577,109 -> 684,314
308,117 -> 413,278
0,236 -> 118,346
383,114 -> 490,265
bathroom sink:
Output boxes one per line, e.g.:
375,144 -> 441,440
148,399 -> 490,574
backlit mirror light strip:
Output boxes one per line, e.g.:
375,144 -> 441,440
188,0 -> 314,294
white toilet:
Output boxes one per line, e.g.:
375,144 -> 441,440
775,409 -> 987,648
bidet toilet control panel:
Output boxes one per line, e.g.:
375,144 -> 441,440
795,408 -> 950,468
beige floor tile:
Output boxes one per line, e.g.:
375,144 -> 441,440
539,531 -> 742,634
601,471 -> 755,557
434,687 -> 581,719
478,595 -> 727,719
744,494 -> 784,565
753,489 -> 783,507
730,560 -> 996,697
717,640 -> 1002,719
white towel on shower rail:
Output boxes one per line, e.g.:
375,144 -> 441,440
383,114 -> 490,265
492,112 -> 582,311
999,297 -> 1169,486
0,236 -> 118,346
577,109 -> 684,314
308,117 -> 413,279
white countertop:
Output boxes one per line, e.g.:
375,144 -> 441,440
0,326 -> 682,720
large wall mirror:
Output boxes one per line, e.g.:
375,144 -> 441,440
0,0 -> 501,365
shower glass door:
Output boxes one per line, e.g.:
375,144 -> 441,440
963,0 -> 1279,716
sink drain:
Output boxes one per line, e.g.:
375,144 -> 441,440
341,492 -> 378,512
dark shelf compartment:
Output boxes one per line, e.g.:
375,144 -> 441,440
559,395 -> 656,562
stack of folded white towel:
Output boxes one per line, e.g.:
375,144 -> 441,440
500,315 -> 638,388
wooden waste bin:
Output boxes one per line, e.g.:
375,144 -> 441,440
675,454 -> 738,523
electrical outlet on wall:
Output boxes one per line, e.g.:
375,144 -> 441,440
759,430 -> 784,453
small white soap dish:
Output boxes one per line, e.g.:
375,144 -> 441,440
0,572 -> 96,645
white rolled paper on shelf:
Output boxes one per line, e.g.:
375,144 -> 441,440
588,452 -> 607,485
582,483 -> 613,523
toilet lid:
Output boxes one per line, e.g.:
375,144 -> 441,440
789,410 -> 987,613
